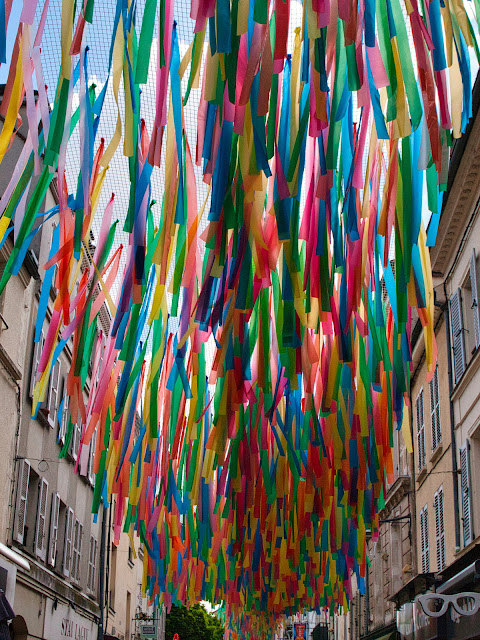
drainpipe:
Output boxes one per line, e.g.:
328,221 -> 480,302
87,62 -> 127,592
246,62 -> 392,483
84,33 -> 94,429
443,287 -> 461,552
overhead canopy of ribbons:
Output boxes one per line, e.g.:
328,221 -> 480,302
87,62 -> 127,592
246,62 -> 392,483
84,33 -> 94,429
0,0 -> 477,636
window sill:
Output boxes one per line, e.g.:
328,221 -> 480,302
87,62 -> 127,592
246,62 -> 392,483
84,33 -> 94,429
416,466 -> 428,485
429,443 -> 443,465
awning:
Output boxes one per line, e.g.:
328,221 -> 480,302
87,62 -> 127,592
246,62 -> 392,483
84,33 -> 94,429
360,624 -> 398,640
0,591 -> 14,622
375,633 -> 396,640
0,543 -> 30,572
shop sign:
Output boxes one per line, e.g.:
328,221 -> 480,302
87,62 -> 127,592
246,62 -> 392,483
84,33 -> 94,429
397,599 -> 437,640
445,597 -> 480,640
140,623 -> 157,638
44,599 -> 98,640
396,602 -> 413,640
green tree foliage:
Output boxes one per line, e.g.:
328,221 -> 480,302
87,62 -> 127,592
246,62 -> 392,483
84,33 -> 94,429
165,604 -> 224,640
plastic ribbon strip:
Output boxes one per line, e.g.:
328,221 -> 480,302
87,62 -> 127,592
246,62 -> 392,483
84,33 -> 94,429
0,0 -> 477,637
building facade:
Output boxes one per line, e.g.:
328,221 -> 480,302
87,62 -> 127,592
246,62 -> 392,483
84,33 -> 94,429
0,93 -> 163,640
388,79 -> 480,640
349,412 -> 414,640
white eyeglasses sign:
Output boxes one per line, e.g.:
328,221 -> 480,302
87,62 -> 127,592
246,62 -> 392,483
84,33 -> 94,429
417,593 -> 480,618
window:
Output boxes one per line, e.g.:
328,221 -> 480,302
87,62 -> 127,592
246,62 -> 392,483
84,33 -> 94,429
109,543 -> 117,610
34,477 -> 49,561
88,428 -> 97,486
30,331 -> 45,398
470,248 -> 480,349
68,419 -> 82,461
429,366 -> 441,451
63,507 -> 74,577
420,505 -> 430,573
460,442 -> 473,547
14,459 -> 30,544
416,389 -> 426,471
126,591 -> 131,640
434,487 -> 446,570
48,492 -> 60,566
450,249 -> 480,384
87,536 -> 98,594
47,360 -> 61,428
71,519 -> 84,584
59,386 -> 70,445
128,544 -> 134,567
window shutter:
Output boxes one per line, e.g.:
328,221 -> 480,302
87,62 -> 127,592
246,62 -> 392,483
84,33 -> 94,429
420,506 -> 430,573
59,391 -> 69,445
88,535 -> 98,592
14,459 -> 30,544
429,367 -> 441,450
93,537 -> 98,591
68,419 -> 82,461
72,520 -> 83,583
439,489 -> 445,569
87,536 -> 93,591
47,360 -> 61,428
63,508 -> 74,577
416,390 -> 425,470
48,492 -> 60,566
471,249 -> 480,349
35,478 -> 49,561
77,522 -> 83,582
460,443 -> 473,547
88,429 -> 97,485
434,488 -> 445,571
450,289 -> 466,383
30,331 -> 45,398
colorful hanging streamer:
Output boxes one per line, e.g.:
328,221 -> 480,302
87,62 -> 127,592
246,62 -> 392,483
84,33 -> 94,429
0,0 -> 476,637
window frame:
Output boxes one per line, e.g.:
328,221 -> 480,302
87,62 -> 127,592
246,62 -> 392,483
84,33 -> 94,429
430,366 -> 441,452
434,487 -> 446,571
416,388 -> 426,471
420,504 -> 430,574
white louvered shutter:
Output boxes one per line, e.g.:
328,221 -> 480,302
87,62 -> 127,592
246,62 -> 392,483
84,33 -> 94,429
63,508 -> 74,577
429,366 -> 441,450
47,360 -> 61,427
87,536 -> 98,593
72,520 -> 83,583
87,536 -> 94,591
471,249 -> 480,349
30,331 -> 45,398
416,390 -> 425,470
14,459 -> 30,543
434,488 -> 445,571
48,492 -> 60,566
88,429 -> 97,485
59,392 -> 69,445
460,443 -> 473,547
77,522 -> 83,582
68,419 -> 82,461
450,290 -> 466,383
92,537 -> 98,592
35,478 -> 49,560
